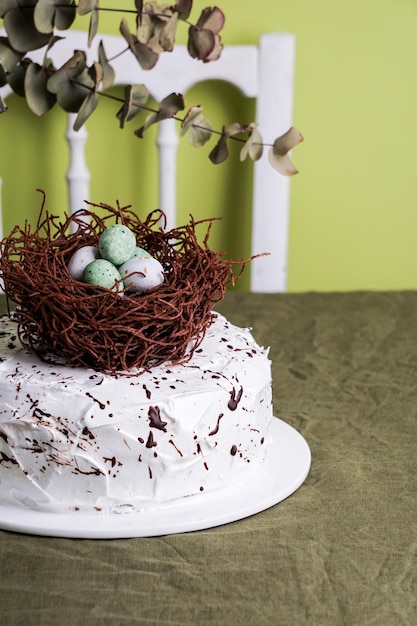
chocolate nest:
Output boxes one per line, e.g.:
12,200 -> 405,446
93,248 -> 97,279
0,199 -> 248,374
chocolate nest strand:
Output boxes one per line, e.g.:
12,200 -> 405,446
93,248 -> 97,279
0,200 -> 249,374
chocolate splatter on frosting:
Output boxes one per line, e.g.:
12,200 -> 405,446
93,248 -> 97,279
148,406 -> 167,432
228,387 -> 243,411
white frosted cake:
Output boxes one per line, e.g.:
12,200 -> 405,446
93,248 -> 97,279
0,312 -> 272,514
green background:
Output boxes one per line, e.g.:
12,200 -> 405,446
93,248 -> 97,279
1,0 -> 417,292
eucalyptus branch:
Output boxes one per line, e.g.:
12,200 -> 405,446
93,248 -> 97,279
0,0 -> 303,173
53,5 -> 138,14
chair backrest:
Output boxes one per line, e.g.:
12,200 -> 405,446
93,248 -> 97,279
0,30 -> 295,292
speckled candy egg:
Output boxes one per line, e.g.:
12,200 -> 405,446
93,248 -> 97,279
83,259 -> 124,293
119,256 -> 165,292
98,224 -> 136,266
132,246 -> 152,259
68,246 -> 100,281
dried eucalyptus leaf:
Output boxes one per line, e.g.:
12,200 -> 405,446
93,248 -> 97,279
55,0 -> 76,31
135,0 -> 144,22
73,90 -> 98,130
0,1 -> 18,20
158,11 -> 178,52
116,83 -> 149,128
98,40 -> 115,90
187,26 -> 215,61
209,133 -> 229,164
47,51 -> 94,112
272,127 -> 303,156
25,60 -> 57,115
134,40 -> 159,70
224,122 -> 246,138
180,104 -> 203,135
269,127 -> 303,174
87,4 -> 99,47
268,149 -> 299,176
204,34 -> 222,62
47,50 -> 87,91
136,11 -> 155,45
34,0 -> 75,33
0,94 -> 7,112
34,0 -> 56,34
0,65 -> 7,87
135,92 -> 184,137
240,124 -> 263,161
188,117 -> 212,147
4,7 -> 51,52
0,36 -> 23,72
137,6 -> 175,55
175,0 -> 192,20
0,0 -> 36,20
77,0 -> 96,15
7,60 -> 27,96
134,111 -> 157,138
120,18 -> 136,48
43,35 -> 64,63
54,81 -> 92,112
120,18 -> 159,70
195,6 -> 225,33
158,92 -> 185,119
189,7 -> 224,62
88,60 -> 103,89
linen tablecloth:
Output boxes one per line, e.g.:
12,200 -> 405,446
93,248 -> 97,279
0,291 -> 416,626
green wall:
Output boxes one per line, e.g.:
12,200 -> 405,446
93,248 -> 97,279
1,0 -> 417,292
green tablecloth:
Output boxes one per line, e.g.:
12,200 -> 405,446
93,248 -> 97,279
1,292 -> 416,626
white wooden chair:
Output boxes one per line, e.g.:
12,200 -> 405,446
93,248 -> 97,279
0,30 -> 296,292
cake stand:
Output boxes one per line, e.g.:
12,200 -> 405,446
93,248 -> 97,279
0,418 -> 311,538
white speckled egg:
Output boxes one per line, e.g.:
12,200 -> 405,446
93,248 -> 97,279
119,256 -> 165,292
99,224 -> 136,266
83,259 -> 124,293
68,246 -> 100,281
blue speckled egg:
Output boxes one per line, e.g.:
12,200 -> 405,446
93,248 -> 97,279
83,259 -> 124,293
119,256 -> 165,292
68,246 -> 100,281
131,246 -> 152,259
99,224 -> 136,266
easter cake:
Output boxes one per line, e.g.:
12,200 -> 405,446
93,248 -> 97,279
0,203 -> 272,514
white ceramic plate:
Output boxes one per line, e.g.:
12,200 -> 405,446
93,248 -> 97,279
0,418 -> 311,538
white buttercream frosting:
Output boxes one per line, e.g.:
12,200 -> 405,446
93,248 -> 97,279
0,313 -> 272,513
